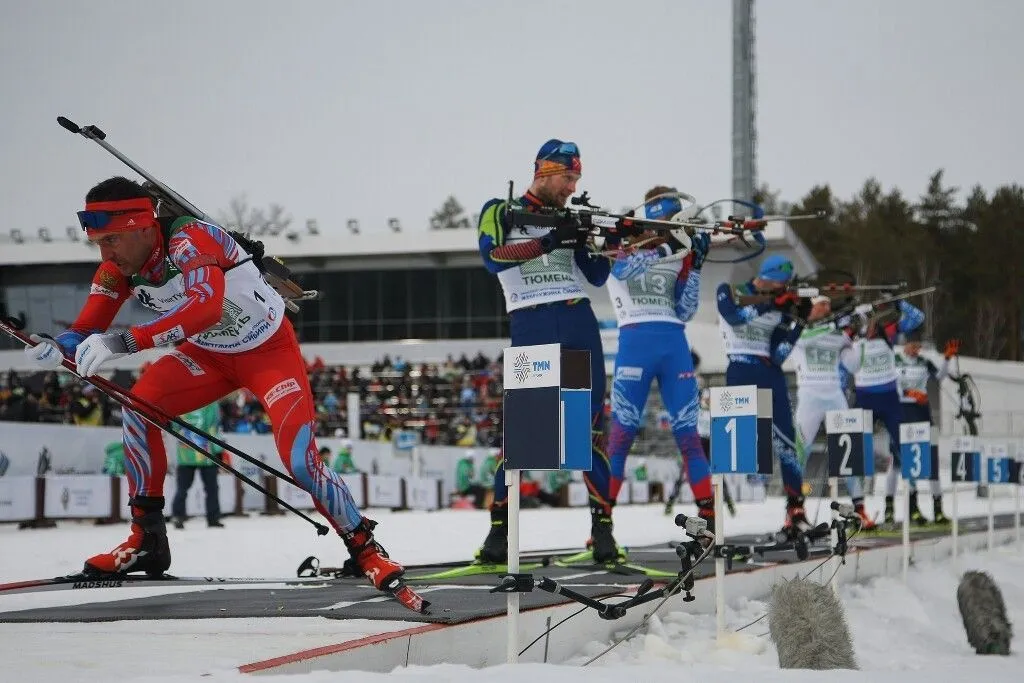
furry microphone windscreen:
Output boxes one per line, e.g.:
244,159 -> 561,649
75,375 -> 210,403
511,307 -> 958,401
768,579 -> 859,670
957,570 -> 1013,655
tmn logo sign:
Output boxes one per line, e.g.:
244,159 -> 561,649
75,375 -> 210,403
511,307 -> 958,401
532,360 -> 551,372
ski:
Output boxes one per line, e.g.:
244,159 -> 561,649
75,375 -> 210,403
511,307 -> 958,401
405,561 -> 548,581
551,550 -> 680,578
0,572 -> 335,595
862,522 -> 950,538
0,570 -> 433,615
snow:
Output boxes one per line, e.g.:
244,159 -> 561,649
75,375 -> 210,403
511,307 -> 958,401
1,491 -> 1022,683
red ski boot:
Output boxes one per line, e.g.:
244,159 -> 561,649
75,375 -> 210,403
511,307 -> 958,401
83,496 -> 171,577
342,517 -> 429,614
342,518 -> 406,591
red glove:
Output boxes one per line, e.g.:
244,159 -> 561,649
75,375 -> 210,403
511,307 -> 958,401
944,339 -> 961,359
904,389 -> 928,405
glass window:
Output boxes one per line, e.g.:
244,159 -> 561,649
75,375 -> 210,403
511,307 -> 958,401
379,270 -> 409,320
351,322 -> 379,342
445,269 -> 469,318
409,269 -> 438,320
381,321 -> 409,341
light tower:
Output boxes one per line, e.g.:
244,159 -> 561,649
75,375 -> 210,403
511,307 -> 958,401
732,0 -> 756,203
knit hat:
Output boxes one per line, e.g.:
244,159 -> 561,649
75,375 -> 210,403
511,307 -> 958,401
534,139 -> 582,178
758,254 -> 795,283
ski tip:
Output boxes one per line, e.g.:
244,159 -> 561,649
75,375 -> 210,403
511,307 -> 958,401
392,584 -> 431,614
57,115 -> 80,133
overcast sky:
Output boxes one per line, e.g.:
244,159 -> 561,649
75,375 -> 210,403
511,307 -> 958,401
1,0 -> 1021,243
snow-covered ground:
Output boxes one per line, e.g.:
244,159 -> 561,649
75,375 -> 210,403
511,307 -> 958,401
1,491 -> 1021,682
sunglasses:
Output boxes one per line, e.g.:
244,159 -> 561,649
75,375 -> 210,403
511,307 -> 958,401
76,208 -> 152,232
540,142 -> 580,159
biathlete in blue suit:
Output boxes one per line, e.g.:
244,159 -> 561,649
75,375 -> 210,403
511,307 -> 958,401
605,186 -> 716,531
716,254 -> 811,534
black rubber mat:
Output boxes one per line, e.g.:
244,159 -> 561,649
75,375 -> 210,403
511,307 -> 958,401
0,512 -> 1016,624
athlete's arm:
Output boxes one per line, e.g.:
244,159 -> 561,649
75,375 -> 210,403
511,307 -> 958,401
127,219 -> 233,350
478,199 -> 548,273
53,261 -> 132,357
716,282 -> 772,326
674,258 -> 701,322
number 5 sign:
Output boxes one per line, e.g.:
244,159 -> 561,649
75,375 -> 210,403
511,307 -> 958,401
709,385 -> 758,474
985,443 -> 1011,484
825,409 -> 873,477
899,422 -> 932,480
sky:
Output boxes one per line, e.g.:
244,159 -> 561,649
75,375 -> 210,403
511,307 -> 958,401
1,0 -> 1022,244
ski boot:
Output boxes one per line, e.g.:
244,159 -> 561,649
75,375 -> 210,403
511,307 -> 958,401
342,517 -> 430,614
587,503 -> 624,563
84,496 -> 171,577
696,496 -> 716,536
909,491 -> 929,526
781,495 -> 811,539
474,507 -> 508,564
932,496 -> 950,525
853,500 -> 877,531
341,517 -> 406,591
883,496 -> 896,528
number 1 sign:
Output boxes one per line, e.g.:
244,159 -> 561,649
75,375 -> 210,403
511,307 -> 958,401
709,385 -> 758,474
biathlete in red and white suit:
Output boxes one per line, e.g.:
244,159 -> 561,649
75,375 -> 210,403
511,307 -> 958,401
24,176 -> 404,591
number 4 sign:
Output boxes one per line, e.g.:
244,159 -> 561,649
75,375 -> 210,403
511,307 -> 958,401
899,422 -> 932,480
709,385 -> 758,474
951,436 -> 981,482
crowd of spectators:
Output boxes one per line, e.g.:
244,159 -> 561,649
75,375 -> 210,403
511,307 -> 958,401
0,352 -> 505,448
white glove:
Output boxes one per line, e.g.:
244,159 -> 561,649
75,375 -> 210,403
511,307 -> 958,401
75,332 -> 134,377
24,334 -> 65,370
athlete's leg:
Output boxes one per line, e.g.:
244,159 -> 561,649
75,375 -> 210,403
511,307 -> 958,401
768,369 -> 804,498
237,323 -> 361,535
237,321 -> 405,589
85,344 -> 235,575
658,327 -> 712,507
607,325 -> 656,502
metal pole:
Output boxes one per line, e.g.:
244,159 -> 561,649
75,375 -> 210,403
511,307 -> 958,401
714,473 -> 726,639
506,468 -> 521,664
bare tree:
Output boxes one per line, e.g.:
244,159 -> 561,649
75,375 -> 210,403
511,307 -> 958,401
217,195 -> 292,236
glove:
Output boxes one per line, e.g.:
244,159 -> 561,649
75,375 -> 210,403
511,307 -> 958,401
611,249 -> 659,280
24,333 -> 65,370
689,232 -> 710,270
539,215 -> 586,253
75,332 -> 134,377
772,291 -> 800,312
904,389 -> 928,405
944,338 -> 960,359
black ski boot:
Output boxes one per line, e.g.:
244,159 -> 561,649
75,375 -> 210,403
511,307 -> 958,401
475,507 -> 508,564
588,503 -> 623,563
932,496 -> 949,525
84,496 -> 171,577
909,490 -> 928,526
884,495 -> 896,526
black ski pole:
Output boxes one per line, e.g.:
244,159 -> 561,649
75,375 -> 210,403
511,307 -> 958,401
0,317 -> 330,536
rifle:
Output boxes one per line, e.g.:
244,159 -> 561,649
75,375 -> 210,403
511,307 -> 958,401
57,116 -> 318,314
807,286 -> 938,330
503,184 -> 826,262
735,281 -> 908,306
